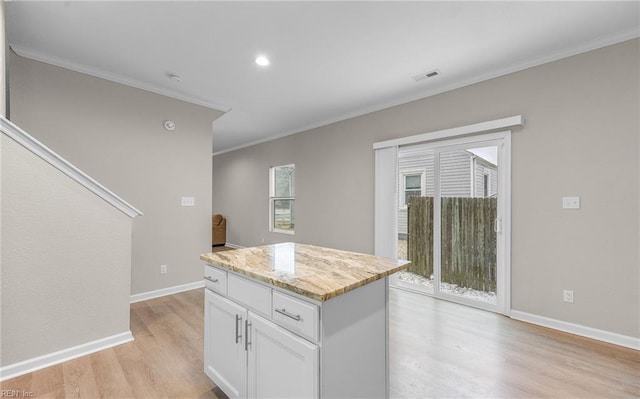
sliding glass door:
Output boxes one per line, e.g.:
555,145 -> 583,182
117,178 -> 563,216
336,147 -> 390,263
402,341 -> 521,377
391,134 -> 510,314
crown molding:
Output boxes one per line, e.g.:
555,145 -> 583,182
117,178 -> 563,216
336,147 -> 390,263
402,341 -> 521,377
9,45 -> 231,113
214,28 -> 639,156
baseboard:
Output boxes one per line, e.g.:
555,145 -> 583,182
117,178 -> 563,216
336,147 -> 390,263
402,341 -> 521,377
130,280 -> 205,303
225,242 -> 244,249
510,310 -> 639,351
0,331 -> 133,381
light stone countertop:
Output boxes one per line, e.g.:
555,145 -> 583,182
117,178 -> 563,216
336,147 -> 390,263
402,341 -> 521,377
200,242 -> 410,302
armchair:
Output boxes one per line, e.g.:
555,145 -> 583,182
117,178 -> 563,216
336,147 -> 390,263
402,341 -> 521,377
212,214 -> 227,247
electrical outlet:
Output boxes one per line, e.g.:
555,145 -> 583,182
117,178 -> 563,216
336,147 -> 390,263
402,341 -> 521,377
563,289 -> 574,303
160,264 -> 167,275
181,196 -> 195,207
562,196 -> 580,209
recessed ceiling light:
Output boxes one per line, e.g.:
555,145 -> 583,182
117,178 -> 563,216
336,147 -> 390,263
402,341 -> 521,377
255,56 -> 270,67
163,120 -> 176,131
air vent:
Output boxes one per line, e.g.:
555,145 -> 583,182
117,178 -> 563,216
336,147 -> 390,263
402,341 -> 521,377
412,69 -> 441,82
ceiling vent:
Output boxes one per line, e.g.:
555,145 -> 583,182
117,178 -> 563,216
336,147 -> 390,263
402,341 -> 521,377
412,69 -> 441,82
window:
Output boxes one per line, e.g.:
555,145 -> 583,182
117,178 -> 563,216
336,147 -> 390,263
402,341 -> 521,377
402,173 -> 423,207
483,173 -> 489,198
270,164 -> 295,234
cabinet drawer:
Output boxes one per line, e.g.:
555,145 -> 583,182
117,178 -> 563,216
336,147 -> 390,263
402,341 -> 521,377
272,291 -> 319,342
227,274 -> 271,318
204,266 -> 227,295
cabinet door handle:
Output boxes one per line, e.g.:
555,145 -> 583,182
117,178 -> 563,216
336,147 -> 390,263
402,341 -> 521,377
275,308 -> 301,321
235,314 -> 242,344
244,320 -> 252,351
204,276 -> 219,284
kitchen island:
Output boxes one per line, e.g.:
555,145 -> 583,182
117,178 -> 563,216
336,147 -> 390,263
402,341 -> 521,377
200,242 -> 409,399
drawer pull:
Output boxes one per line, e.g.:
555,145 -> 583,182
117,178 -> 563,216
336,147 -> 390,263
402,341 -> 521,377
275,308 -> 302,321
204,276 -> 219,284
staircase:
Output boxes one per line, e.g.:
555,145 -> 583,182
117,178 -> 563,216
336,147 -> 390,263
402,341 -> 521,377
0,116 -> 142,380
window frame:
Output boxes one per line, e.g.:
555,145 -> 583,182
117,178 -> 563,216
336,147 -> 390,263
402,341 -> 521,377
483,173 -> 490,198
269,164 -> 295,235
400,170 -> 426,209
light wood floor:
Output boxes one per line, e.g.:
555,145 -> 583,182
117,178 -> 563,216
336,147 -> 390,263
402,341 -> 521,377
1,289 -> 227,399
2,288 -> 638,398
389,288 -> 639,398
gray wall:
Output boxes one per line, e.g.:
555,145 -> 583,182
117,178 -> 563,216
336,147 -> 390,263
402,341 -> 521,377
0,1 -> 6,368
0,0 -> 6,117
9,52 -> 224,295
213,39 -> 639,338
1,134 -> 132,367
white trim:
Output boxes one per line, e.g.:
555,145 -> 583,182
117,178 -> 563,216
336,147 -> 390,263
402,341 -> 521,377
129,280 -> 205,303
373,116 -> 523,150
374,146 -> 398,259
213,29 -> 638,157
0,331 -> 134,381
432,150 -> 442,297
383,131 -> 513,316
510,310 -> 640,351
269,164 -> 296,235
225,242 -> 244,249
271,228 -> 295,235
502,134 -> 512,317
1,117 -> 142,218
10,45 -> 231,113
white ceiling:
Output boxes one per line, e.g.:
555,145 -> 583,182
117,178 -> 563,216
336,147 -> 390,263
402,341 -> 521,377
6,1 -> 639,154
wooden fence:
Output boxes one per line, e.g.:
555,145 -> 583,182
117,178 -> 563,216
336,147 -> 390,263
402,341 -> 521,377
407,196 -> 497,292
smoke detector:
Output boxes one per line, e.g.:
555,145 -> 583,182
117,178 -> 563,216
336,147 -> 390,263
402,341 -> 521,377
412,69 -> 441,82
168,73 -> 183,83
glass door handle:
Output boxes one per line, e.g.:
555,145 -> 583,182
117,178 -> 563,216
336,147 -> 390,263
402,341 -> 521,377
494,217 -> 502,233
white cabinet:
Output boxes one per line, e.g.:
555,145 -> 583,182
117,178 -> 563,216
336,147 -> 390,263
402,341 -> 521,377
205,284 -> 319,399
204,265 -> 227,295
272,291 -> 319,342
205,289 -> 247,399
247,313 -> 319,398
204,265 -> 389,399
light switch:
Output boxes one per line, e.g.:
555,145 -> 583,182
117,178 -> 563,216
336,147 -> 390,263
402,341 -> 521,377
181,196 -> 195,207
562,196 -> 580,209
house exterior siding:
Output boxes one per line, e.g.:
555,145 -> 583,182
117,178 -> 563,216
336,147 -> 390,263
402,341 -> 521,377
473,157 -> 498,198
397,147 -> 496,236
